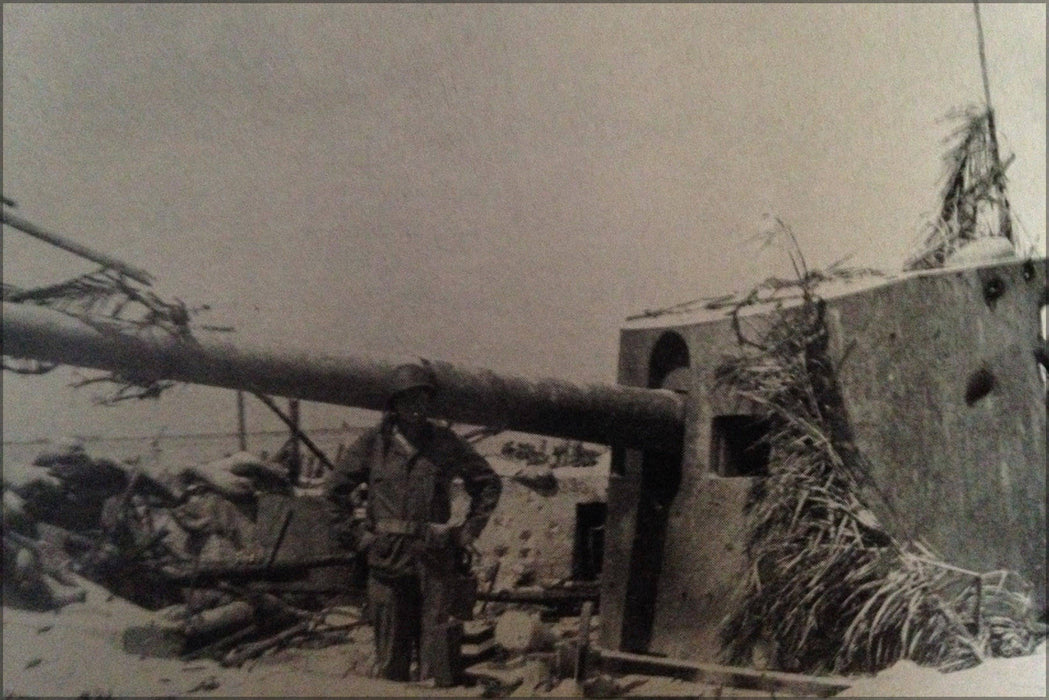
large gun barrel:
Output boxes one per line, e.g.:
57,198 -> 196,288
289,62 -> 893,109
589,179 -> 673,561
2,301 -> 684,450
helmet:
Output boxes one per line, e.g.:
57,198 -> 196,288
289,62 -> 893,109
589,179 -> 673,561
387,363 -> 436,404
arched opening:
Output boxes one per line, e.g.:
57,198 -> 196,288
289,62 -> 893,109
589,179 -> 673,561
647,332 -> 691,391
620,332 -> 688,652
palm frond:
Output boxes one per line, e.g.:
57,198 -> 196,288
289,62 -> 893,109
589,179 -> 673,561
717,225 -> 1042,674
905,105 -> 1015,270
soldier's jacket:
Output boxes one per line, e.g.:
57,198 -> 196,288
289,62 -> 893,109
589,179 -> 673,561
325,420 -> 501,578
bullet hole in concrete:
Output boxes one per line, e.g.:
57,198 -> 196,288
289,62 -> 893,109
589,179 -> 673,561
965,367 -> 995,405
1022,259 -> 1036,281
983,276 -> 1005,308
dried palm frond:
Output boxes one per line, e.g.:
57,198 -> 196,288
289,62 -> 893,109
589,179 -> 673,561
627,222 -> 884,322
3,267 -> 222,405
718,222 -> 1042,675
905,106 -> 1015,270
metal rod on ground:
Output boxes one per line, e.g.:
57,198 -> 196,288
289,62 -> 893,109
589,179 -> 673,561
594,649 -> 852,698
236,391 -> 247,451
252,392 -> 336,473
1,210 -> 155,286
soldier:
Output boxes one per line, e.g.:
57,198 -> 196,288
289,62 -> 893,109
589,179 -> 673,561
325,362 -> 501,687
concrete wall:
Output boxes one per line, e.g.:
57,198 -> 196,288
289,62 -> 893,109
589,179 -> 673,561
828,260 -> 1046,600
451,461 -> 607,590
602,258 -> 1047,663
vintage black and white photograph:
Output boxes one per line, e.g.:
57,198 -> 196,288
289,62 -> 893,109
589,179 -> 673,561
2,3 -> 1046,697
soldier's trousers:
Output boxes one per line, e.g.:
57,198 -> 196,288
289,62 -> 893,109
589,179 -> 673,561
367,550 -> 464,686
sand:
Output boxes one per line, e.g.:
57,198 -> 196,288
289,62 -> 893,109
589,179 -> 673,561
6,576 -> 1044,698
2,577 -> 482,698
838,642 -> 1047,697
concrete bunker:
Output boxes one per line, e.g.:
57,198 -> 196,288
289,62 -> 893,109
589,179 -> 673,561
601,258 -> 1048,663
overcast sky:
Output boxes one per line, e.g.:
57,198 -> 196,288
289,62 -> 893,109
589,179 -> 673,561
2,3 -> 1045,443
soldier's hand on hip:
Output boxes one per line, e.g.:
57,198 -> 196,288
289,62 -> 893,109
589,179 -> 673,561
424,522 -> 456,549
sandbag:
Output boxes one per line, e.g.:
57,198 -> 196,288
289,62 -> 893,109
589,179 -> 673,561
186,452 -> 292,498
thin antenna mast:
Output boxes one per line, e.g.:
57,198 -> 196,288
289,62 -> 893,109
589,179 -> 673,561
973,1 -> 1013,242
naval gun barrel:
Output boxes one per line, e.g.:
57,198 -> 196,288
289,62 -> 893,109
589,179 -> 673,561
2,301 -> 684,450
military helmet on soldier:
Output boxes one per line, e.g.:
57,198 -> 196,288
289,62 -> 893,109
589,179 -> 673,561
387,363 -> 436,405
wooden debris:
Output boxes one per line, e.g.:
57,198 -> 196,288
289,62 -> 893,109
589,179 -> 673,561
122,623 -> 186,659
476,581 -> 599,616
221,620 -> 312,667
182,601 -> 254,639
159,554 -> 358,584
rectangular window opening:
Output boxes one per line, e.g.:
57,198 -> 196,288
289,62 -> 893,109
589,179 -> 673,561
711,415 -> 771,477
572,502 -> 607,581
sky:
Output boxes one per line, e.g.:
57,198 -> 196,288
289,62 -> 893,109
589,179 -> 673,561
2,3 -> 1045,443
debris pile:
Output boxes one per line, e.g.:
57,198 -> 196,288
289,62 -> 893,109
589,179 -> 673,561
3,436 -> 616,693
2,439 -> 369,666
500,440 -> 602,469
122,589 -> 368,668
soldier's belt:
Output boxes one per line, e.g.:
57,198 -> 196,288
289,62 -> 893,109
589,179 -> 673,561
373,518 -> 427,536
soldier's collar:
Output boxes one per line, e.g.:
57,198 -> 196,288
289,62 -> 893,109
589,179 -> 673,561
391,424 -> 432,456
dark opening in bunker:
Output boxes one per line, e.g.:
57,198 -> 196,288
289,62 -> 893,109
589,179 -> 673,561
572,502 -> 606,582
710,415 -> 770,477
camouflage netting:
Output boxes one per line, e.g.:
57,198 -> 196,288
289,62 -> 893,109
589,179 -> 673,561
716,225 -> 1043,675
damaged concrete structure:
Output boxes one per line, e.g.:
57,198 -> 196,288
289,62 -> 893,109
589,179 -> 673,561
452,460 -> 608,591
601,257 -> 1047,662
4,256 -> 1045,670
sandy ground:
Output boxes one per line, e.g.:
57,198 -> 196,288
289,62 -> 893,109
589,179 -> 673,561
2,578 -> 482,698
5,575 -> 1045,699
838,642 -> 1047,697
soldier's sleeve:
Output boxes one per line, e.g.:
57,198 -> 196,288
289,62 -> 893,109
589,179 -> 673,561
446,432 -> 502,542
323,430 -> 374,542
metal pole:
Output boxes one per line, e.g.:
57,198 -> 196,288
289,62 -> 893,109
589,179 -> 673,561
1,210 -> 156,286
236,391 -> 248,451
973,2 -> 993,115
1,301 -> 685,450
288,398 -> 302,485
251,392 -> 336,474
972,1 -> 1013,242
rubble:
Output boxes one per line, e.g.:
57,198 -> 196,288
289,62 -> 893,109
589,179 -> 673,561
494,610 -> 558,653
2,438 -> 610,692
4,436 -> 1048,697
